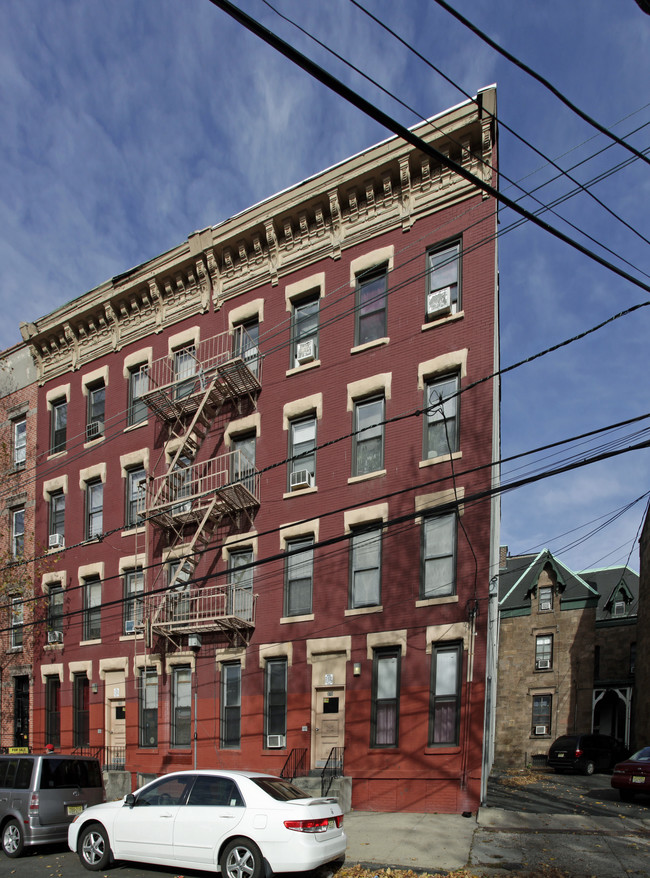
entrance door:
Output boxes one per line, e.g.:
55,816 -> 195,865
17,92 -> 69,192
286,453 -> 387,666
314,687 -> 345,767
13,675 -> 29,747
107,700 -> 126,767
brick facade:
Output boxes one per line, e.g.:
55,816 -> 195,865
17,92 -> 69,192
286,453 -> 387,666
18,89 -> 501,812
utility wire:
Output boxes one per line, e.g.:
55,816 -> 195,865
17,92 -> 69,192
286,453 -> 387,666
2,429 -> 648,630
343,0 -> 650,249
429,0 -> 650,169
207,0 -> 650,298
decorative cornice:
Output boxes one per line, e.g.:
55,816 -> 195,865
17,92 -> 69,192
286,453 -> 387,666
24,89 -> 495,384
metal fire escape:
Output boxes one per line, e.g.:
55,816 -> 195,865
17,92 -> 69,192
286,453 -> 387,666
140,326 -> 261,645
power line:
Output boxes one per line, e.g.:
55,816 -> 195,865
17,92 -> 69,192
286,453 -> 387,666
346,0 -> 650,250
429,0 -> 650,169
207,0 -> 650,299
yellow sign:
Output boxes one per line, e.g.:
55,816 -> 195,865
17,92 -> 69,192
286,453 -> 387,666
8,747 -> 29,754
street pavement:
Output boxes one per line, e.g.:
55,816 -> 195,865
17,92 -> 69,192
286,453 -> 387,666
345,770 -> 650,876
3,771 -> 650,878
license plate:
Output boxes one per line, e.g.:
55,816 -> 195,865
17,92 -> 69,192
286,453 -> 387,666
328,818 -> 336,829
632,776 -> 646,784
557,752 -> 566,758
67,805 -> 84,816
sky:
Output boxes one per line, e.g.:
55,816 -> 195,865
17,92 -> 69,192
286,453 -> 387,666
1,0 -> 648,574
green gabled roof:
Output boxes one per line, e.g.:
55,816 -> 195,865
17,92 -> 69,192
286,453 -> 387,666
580,564 -> 639,621
499,549 -> 599,615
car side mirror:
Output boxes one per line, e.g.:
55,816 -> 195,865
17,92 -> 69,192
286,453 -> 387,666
124,793 -> 136,808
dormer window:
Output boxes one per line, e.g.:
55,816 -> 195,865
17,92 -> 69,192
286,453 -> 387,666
612,599 -> 626,617
539,586 -> 553,612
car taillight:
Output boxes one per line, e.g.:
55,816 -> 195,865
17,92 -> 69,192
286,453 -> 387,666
575,748 -> 582,758
29,793 -> 39,813
284,818 -> 329,833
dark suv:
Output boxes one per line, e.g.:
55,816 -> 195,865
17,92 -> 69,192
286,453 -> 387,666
0,754 -> 105,858
547,733 -> 629,775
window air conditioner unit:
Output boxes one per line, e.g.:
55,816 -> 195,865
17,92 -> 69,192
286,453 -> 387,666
536,659 -> 551,670
534,725 -> 547,736
290,470 -> 314,491
124,620 -> 136,634
427,286 -> 452,318
540,600 -> 552,611
48,630 -> 63,644
296,339 -> 316,364
49,533 -> 64,549
244,345 -> 259,363
86,421 -> 103,441
267,734 -> 286,749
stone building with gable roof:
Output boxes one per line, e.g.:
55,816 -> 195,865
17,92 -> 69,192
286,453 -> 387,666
494,546 -> 637,769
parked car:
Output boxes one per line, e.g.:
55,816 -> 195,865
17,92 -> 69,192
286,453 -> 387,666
0,753 -> 105,858
547,733 -> 628,775
68,769 -> 346,875
611,746 -> 650,801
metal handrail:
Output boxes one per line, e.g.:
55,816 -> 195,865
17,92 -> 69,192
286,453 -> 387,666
321,746 -> 344,797
280,748 -> 308,781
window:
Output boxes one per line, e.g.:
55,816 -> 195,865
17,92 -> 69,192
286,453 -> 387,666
356,265 -> 387,345
73,674 -> 90,748
535,634 -> 553,670
288,417 -> 316,490
139,668 -> 158,748
221,662 -> 241,748
613,599 -> 626,616
83,576 -> 101,641
421,513 -> 457,598
424,374 -> 459,458
11,507 -> 24,559
532,694 -> 552,735
173,345 -> 197,400
124,568 -> 143,633
231,433 -> 256,495
353,397 -> 384,476
427,241 -> 460,318
13,419 -> 26,468
228,549 -> 254,621
48,585 -> 64,639
429,642 -> 462,746
48,491 -> 65,547
539,586 -> 553,612
284,537 -> 314,616
234,320 -> 259,377
371,647 -> 400,747
50,398 -> 67,454
292,293 -> 319,366
11,597 -> 24,649
171,666 -> 192,748
45,677 -> 61,748
126,466 -> 146,528
86,381 -> 105,440
86,480 -> 103,539
350,526 -> 382,608
264,657 -> 287,744
128,365 -> 149,426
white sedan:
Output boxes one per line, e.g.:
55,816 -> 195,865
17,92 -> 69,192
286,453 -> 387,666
68,769 -> 346,876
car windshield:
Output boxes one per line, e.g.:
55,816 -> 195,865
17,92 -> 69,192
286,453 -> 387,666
252,778 -> 310,801
630,747 -> 650,762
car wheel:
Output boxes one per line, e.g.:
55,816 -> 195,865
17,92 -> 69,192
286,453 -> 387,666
78,823 -> 112,871
2,818 -> 25,858
620,789 -> 635,802
582,760 -> 595,776
220,836 -> 264,878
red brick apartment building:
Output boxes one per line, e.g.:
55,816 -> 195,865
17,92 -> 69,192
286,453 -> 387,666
18,87 -> 500,813
0,343 -> 38,749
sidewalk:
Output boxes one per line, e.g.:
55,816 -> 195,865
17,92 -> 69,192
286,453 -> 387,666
344,807 -> 650,876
